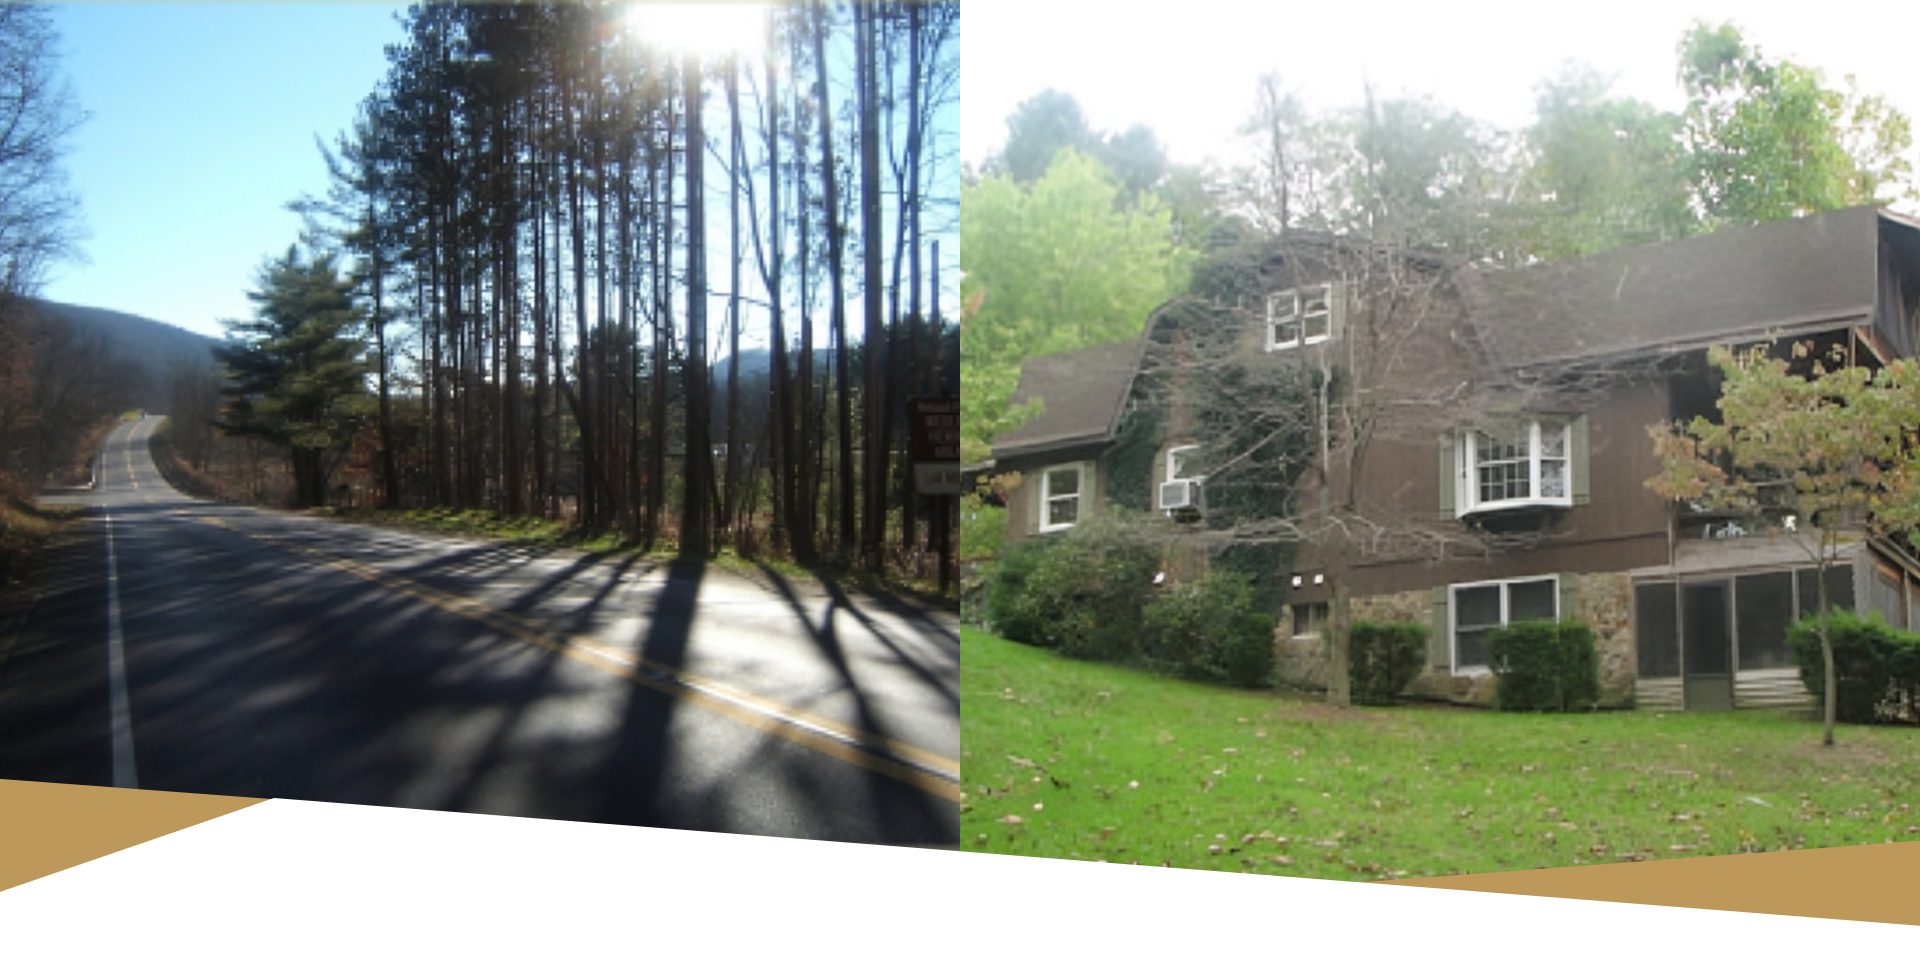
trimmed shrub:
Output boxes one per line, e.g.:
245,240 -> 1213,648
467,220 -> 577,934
1787,611 -> 1920,724
1489,620 -> 1599,712
1347,621 -> 1427,705
1141,570 -> 1277,687
986,512 -> 1162,662
986,539 -> 1051,645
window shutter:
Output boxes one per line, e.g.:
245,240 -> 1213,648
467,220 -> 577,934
1026,471 -> 1042,535
1082,460 -> 1098,519
1329,280 -> 1348,342
1430,586 -> 1451,671
1557,573 -> 1580,621
1438,434 -> 1456,520
1570,415 -> 1591,506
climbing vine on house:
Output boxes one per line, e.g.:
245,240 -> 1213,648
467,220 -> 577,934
1100,225 -> 1326,613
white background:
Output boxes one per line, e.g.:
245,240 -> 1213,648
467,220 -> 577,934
1,799 -> 1914,968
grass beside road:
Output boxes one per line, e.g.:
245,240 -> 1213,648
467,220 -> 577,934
0,495 -> 84,593
962,627 -> 1920,880
328,505 -> 623,551
0,492 -> 87,671
320,505 -> 929,596
144,416 -> 951,604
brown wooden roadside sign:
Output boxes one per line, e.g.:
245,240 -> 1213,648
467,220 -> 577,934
910,397 -> 960,495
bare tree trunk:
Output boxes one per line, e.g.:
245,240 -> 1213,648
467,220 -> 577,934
856,0 -> 888,573
763,25 -> 791,557
790,18 -> 817,560
899,1 -> 925,556
1817,537 -> 1838,746
531,97 -> 549,518
724,56 -> 743,548
568,69 -> 597,529
680,53 -> 712,557
810,3 -> 854,558
369,196 -> 398,509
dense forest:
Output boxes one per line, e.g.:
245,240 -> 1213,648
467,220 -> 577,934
177,1 -> 959,579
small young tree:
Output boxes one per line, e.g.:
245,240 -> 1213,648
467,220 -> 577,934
1646,342 -> 1920,745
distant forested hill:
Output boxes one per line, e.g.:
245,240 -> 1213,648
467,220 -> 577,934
27,299 -> 217,414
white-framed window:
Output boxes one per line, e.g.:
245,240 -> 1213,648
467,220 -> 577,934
1266,282 -> 1334,351
1159,444 -> 1204,512
1291,601 -> 1329,640
1458,418 -> 1572,515
1450,575 -> 1559,673
1038,462 -> 1084,533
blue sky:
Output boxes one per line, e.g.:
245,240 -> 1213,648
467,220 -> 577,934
41,3 -> 960,354
43,3 -> 409,338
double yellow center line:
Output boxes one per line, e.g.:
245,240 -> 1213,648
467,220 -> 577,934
192,515 -> 961,802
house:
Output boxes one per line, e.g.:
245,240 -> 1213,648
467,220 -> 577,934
990,337 -> 1144,539
988,205 -> 1920,712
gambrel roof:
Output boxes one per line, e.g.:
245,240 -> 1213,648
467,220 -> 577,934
991,206 -> 1920,458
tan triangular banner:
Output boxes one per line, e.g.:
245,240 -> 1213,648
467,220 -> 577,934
1390,841 -> 1920,925
0,779 -> 262,892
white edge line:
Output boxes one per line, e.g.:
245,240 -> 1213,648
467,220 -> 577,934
103,507 -> 139,788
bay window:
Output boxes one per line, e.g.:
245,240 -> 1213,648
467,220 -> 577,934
1457,418 -> 1575,515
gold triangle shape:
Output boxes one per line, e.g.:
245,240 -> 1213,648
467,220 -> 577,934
1390,841 -> 1920,925
0,779 -> 262,892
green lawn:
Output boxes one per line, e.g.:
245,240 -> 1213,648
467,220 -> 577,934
962,627 -> 1920,879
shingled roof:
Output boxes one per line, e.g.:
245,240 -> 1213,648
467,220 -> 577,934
989,338 -> 1143,460
1462,205 -> 1884,368
990,207 -> 1915,462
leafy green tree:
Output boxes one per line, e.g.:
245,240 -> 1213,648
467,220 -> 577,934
215,246 -> 370,509
1647,344 -> 1920,745
1097,123 -> 1170,199
993,88 -> 1169,198
1678,21 -> 1913,227
1506,65 -> 1696,259
996,88 -> 1095,185
959,149 -> 1191,459
1310,89 -> 1512,257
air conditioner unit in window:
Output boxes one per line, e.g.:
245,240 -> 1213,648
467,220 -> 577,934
1159,478 -> 1201,512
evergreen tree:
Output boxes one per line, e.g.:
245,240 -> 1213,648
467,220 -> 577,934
215,246 -> 370,508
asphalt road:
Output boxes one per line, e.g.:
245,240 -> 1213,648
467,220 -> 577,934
0,416 -> 959,845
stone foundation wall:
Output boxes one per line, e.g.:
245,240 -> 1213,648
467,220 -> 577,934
1575,571 -> 1637,707
1272,615 -> 1328,691
1276,571 -> 1639,708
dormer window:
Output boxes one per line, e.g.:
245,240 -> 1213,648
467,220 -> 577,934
1266,283 -> 1334,352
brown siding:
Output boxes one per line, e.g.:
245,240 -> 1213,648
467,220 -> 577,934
1326,374 -> 1675,598
1001,447 -> 1106,544
1352,534 -> 1670,599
